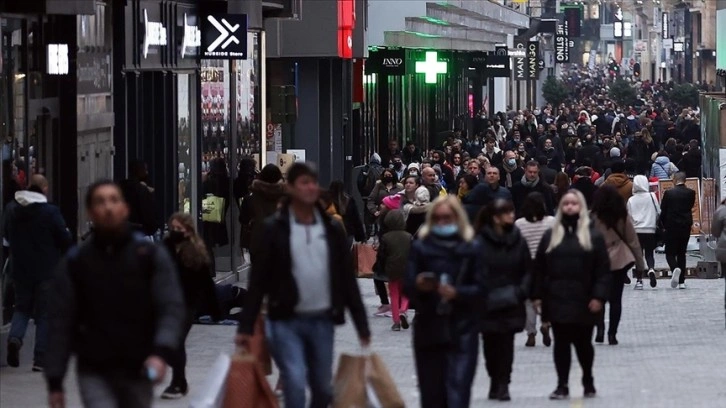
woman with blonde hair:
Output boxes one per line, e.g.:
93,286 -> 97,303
533,190 -> 611,400
161,212 -> 220,399
404,196 -> 485,408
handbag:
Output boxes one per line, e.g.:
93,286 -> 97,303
486,285 -> 521,312
202,195 -> 226,223
612,223 -> 640,270
649,192 -> 665,242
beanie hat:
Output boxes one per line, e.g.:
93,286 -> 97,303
610,147 -> 621,158
370,153 -> 381,164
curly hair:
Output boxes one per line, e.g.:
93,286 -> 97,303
168,212 -> 210,270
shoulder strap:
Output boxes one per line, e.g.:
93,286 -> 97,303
649,192 -> 660,215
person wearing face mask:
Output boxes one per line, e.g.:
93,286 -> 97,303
504,131 -> 522,152
390,154 -> 406,180
161,213 -> 220,399
511,161 -> 555,218
532,190 -> 610,400
404,196 -> 485,408
405,162 -> 421,178
499,151 -> 525,189
430,150 -> 455,188
474,199 -> 533,401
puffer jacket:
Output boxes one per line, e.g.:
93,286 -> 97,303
533,216 -> 611,325
650,156 -> 678,180
602,173 -> 633,202
478,225 -> 532,334
627,175 -> 660,234
710,204 -> 726,263
378,211 -> 412,282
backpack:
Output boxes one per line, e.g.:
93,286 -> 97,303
357,165 -> 383,197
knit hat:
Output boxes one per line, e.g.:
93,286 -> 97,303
370,153 -> 381,164
414,186 -> 431,204
408,163 -> 420,171
382,194 -> 402,210
610,147 -> 621,158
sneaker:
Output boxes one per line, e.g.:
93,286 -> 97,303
608,334 -> 618,345
383,311 -> 393,318
161,383 -> 189,399
32,363 -> 44,372
670,268 -> 681,289
400,314 -> 410,330
391,323 -> 401,331
678,283 -> 687,290
634,281 -> 644,290
6,339 -> 21,368
525,334 -> 536,347
540,326 -> 552,347
374,305 -> 391,317
549,386 -> 569,400
648,269 -> 657,288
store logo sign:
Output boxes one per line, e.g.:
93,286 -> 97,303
143,9 -> 167,59
181,13 -> 201,58
382,58 -> 403,67
201,14 -> 248,59
47,44 -> 69,75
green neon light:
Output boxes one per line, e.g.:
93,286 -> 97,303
415,51 -> 447,84
421,16 -> 449,26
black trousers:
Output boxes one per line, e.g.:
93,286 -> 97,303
597,267 -> 627,336
637,233 -> 657,271
374,279 -> 389,305
665,228 -> 690,284
551,323 -> 595,387
481,332 -> 515,385
169,314 -> 194,386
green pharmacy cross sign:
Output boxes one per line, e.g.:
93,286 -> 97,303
415,51 -> 447,84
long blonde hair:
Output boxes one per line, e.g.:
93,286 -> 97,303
546,190 -> 592,252
418,196 -> 475,242
168,212 -> 210,269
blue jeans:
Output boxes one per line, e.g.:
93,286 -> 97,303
9,279 -> 50,363
267,315 -> 335,408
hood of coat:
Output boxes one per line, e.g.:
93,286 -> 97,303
14,190 -> 47,206
479,224 -> 521,248
632,175 -> 650,194
415,186 -> 431,204
606,173 -> 631,188
654,156 -> 671,166
383,210 -> 406,231
249,179 -> 287,200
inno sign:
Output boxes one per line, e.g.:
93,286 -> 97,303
143,9 -> 167,59
382,58 -> 403,67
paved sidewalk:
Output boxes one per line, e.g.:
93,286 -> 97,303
1,274 -> 723,407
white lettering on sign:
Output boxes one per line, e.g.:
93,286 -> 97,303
47,44 -> 69,75
143,9 -> 167,59
181,13 -> 201,58
382,58 -> 403,67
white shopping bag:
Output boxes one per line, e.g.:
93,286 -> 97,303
188,354 -> 231,408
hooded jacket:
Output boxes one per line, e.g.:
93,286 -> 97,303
378,211 -> 412,282
3,190 -> 72,283
650,156 -> 678,180
602,172 -> 633,202
627,175 -> 660,234
240,180 -> 287,256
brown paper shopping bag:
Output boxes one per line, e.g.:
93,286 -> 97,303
223,353 -> 278,408
366,353 -> 405,408
333,354 -> 367,408
353,243 -> 377,278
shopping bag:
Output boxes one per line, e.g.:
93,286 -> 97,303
366,353 -> 405,408
202,195 -> 226,223
353,243 -> 377,278
188,354 -> 231,408
223,353 -> 278,408
248,314 -> 272,375
333,354 -> 367,408
333,352 -> 405,408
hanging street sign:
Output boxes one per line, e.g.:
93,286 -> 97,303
555,23 -> 570,63
527,41 -> 539,79
201,14 -> 248,59
415,51 -> 447,84
513,41 -> 526,80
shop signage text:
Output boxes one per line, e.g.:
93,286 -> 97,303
202,14 -> 248,59
513,41 -> 526,80
555,23 -> 570,63
181,13 -> 201,58
47,44 -> 69,75
143,9 -> 168,59
662,12 -> 669,39
527,41 -> 539,79
366,48 -> 406,75
482,55 -> 511,78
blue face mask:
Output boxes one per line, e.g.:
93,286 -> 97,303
431,224 -> 458,237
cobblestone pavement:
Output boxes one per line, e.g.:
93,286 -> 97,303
1,255 -> 723,407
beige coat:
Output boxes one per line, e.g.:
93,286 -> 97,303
593,216 -> 646,272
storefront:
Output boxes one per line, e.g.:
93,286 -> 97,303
1,2 -> 107,239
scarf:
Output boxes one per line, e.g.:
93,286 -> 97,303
520,175 -> 540,188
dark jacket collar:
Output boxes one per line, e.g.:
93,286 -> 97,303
479,225 -> 521,247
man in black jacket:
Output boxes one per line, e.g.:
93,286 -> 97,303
660,172 -> 696,289
511,161 -> 555,218
3,175 -> 72,371
236,162 -> 371,408
45,180 -> 184,408
463,166 -> 512,222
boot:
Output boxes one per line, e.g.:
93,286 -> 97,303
594,328 -> 604,343
488,380 -> 496,400
549,385 -> 569,400
494,383 -> 511,401
583,376 -> 596,398
540,325 -> 552,347
525,334 -> 535,347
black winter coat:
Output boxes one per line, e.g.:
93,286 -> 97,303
478,226 -> 532,334
511,179 -> 555,219
163,239 -> 220,320
533,218 -> 611,325
404,235 -> 484,348
462,184 -> 512,222
660,184 -> 696,231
